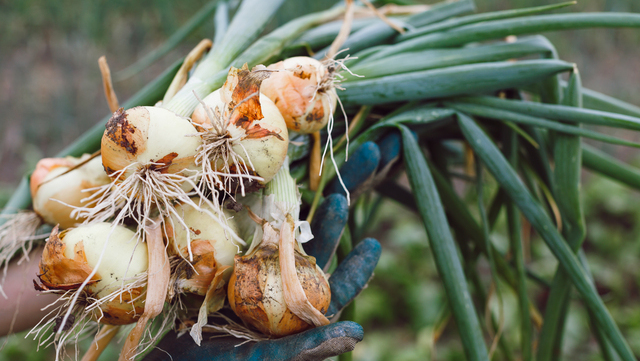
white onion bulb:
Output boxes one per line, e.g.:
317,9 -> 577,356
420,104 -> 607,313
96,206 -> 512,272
30,155 -> 110,229
191,66 -> 289,195
101,106 -> 201,192
37,223 -> 148,325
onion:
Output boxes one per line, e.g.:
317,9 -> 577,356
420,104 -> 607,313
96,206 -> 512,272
227,162 -> 330,337
75,106 -> 205,232
260,57 -> 337,134
191,65 -> 289,196
165,199 -> 242,296
30,155 -> 110,229
101,106 -> 201,190
227,217 -> 330,337
37,223 -> 148,325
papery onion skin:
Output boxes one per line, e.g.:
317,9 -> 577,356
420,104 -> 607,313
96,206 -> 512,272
261,57 -> 337,134
227,243 -> 330,337
166,201 -> 241,269
36,223 -> 148,325
101,106 -> 201,191
30,155 -> 110,229
165,201 -> 241,296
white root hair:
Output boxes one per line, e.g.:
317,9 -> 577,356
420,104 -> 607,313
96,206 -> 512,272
315,53 -> 363,205
28,271 -> 181,361
192,93 -> 264,201
0,211 -> 46,298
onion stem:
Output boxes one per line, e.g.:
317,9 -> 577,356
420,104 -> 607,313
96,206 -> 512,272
81,324 -> 119,361
99,56 -> 120,113
309,132 -> 323,191
163,39 -> 213,104
279,215 -> 329,327
119,218 -> 169,361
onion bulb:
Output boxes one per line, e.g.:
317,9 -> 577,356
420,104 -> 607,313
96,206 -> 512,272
260,57 -> 337,134
227,162 -> 330,337
75,106 -> 203,228
227,217 -> 330,337
101,106 -> 201,190
191,65 -> 289,196
30,154 -> 110,229
36,223 -> 148,325
165,199 -> 241,296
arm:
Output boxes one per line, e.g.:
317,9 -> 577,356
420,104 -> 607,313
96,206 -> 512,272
0,247 -> 59,337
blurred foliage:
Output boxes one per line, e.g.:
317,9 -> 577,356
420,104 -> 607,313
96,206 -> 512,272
2,0 -> 640,360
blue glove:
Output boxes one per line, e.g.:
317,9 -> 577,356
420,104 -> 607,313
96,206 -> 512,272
143,142 -> 385,361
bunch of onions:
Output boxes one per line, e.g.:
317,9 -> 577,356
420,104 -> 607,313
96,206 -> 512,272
30,154 -> 111,229
227,161 -> 331,337
260,57 -> 338,134
75,106 -> 204,230
36,222 -> 148,325
191,65 -> 289,196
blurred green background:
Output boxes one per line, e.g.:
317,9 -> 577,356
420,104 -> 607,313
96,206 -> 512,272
1,0 -> 640,360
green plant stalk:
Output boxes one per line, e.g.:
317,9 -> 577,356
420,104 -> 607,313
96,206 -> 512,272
315,0 -> 475,58
375,178 -> 550,291
163,2 -> 341,117
465,256 -> 515,361
346,36 -> 557,81
399,125 -> 489,361
398,2 -> 576,41
163,0 -> 287,116
0,59 -> 182,226
475,158 -> 506,358
503,128 -> 533,361
456,96 -> 640,131
340,60 -> 574,106
114,0 -> 219,80
581,250 -> 623,361
578,85 -> 640,118
338,300 -> 355,361
582,144 -> 640,190
537,69 -> 588,361
213,1 -> 229,45
369,13 -> 640,61
288,16 -> 378,52
457,112 -> 636,361
447,102 -> 640,148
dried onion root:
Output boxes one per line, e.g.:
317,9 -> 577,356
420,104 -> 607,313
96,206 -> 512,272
0,211 -> 42,297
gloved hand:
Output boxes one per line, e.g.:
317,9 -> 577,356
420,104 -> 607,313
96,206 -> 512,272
143,141 -> 387,361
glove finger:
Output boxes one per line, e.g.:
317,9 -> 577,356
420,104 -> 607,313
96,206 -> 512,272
325,141 -> 380,196
143,321 -> 363,361
306,194 -> 348,270
377,131 -> 401,170
326,238 -> 381,318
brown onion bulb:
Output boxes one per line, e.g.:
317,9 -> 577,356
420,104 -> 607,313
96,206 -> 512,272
37,223 -> 148,325
227,226 -> 330,337
30,155 -> 110,229
260,57 -> 337,134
